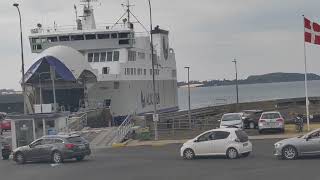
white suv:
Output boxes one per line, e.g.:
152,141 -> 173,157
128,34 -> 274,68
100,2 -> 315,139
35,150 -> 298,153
219,113 -> 244,129
180,128 -> 252,160
258,111 -> 285,134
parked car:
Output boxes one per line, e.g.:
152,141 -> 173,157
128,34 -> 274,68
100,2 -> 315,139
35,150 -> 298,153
242,110 -> 263,129
258,111 -> 285,133
12,134 -> 91,164
219,113 -> 244,129
0,119 -> 11,133
274,128 -> 320,160
180,128 -> 252,160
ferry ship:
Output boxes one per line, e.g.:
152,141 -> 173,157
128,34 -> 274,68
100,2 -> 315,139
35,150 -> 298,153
23,0 -> 178,120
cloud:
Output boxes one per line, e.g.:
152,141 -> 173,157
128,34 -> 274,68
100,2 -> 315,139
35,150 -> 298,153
1,0 -> 320,89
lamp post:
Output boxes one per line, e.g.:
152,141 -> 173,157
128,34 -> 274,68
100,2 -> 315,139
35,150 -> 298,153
13,3 -> 26,114
184,67 -> 192,129
232,59 -> 239,105
148,0 -> 158,141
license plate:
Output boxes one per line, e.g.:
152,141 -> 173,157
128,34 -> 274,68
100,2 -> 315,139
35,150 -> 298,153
243,143 -> 248,147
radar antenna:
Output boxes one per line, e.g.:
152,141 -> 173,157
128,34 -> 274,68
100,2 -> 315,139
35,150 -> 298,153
112,0 -> 148,32
121,0 -> 134,24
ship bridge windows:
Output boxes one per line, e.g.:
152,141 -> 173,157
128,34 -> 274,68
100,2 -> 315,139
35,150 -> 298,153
100,52 -> 106,62
113,51 -> 120,61
59,36 -> 70,41
111,33 -> 118,39
107,52 -> 113,62
97,33 -> 110,39
119,32 -> 130,38
71,35 -> 84,41
119,39 -> 130,45
128,50 -> 136,61
94,53 -> 100,62
87,51 -> 120,63
85,34 -> 96,40
88,53 -> 94,62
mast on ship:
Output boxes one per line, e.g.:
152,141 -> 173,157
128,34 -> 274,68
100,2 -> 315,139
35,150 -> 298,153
75,0 -> 98,30
112,0 -> 148,31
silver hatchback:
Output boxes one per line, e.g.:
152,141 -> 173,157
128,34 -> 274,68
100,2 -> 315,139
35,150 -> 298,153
274,129 -> 320,160
12,134 -> 91,164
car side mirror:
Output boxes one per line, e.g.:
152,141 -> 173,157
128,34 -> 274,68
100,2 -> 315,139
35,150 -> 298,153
194,139 -> 199,143
305,136 -> 310,141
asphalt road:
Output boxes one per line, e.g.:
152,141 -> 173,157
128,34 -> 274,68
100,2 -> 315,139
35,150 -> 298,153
1,139 -> 320,180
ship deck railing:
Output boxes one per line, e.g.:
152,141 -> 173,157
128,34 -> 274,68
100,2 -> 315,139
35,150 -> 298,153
30,23 -> 149,37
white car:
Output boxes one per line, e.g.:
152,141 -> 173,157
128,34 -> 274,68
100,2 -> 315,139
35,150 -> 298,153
180,128 -> 252,160
219,113 -> 244,129
258,111 -> 285,134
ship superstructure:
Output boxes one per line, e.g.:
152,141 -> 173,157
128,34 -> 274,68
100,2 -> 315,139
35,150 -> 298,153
24,0 -> 178,119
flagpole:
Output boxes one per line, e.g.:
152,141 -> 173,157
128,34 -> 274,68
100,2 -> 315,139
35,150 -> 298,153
303,15 -> 310,131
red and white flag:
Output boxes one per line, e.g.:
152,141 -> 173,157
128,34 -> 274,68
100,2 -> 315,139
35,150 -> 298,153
304,17 -> 320,45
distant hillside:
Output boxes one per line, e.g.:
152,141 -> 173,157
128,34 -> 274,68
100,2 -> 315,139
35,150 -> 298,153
178,73 -> 320,87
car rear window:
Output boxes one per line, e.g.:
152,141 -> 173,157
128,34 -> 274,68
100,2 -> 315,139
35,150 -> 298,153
222,114 -> 241,121
66,137 -> 85,144
235,130 -> 248,142
261,113 -> 280,119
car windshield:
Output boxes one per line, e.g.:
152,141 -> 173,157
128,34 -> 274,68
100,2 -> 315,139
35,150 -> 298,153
222,114 -> 241,121
261,113 -> 280,119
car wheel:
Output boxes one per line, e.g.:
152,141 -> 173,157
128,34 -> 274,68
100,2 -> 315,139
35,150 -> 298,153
226,148 -> 239,159
183,149 -> 195,160
282,146 -> 297,160
2,155 -> 9,160
242,152 -> 250,157
52,151 -> 63,164
15,152 -> 25,164
76,156 -> 85,161
249,122 -> 255,129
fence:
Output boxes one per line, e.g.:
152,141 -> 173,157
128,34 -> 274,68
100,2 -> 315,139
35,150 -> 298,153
68,113 -> 88,131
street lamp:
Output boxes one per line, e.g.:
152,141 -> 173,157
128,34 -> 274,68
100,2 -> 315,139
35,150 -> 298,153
148,0 -> 158,141
184,67 -> 192,129
13,3 -> 27,114
232,59 -> 239,105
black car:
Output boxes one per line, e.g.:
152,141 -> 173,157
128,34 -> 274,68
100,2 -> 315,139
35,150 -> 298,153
242,110 -> 263,129
12,134 -> 91,164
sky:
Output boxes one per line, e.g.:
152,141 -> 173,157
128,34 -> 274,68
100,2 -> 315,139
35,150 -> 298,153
1,0 -> 320,90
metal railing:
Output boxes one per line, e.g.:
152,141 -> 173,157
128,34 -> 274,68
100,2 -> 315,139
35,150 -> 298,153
110,115 -> 134,144
68,113 -> 88,131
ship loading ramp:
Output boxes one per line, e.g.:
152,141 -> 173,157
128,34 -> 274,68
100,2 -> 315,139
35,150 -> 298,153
24,46 -> 97,113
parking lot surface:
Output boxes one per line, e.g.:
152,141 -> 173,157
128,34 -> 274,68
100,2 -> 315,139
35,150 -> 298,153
1,139 -> 320,180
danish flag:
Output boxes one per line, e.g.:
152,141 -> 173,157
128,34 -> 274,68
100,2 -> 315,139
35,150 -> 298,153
304,17 -> 320,45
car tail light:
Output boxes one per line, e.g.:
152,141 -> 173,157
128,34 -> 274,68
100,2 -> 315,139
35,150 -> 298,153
276,118 -> 284,123
65,143 -> 75,149
234,138 -> 240,142
259,119 -> 266,123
